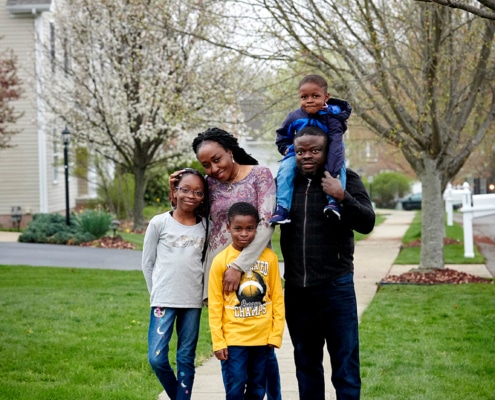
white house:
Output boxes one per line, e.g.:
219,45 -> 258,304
0,0 -> 79,229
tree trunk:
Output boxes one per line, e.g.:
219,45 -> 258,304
419,158 -> 445,269
132,167 -> 146,231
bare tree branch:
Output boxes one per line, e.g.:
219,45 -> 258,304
415,0 -> 495,20
252,0 -> 495,269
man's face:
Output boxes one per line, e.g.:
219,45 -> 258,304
294,134 -> 327,176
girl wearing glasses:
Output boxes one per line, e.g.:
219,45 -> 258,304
169,128 -> 281,400
142,168 -> 209,400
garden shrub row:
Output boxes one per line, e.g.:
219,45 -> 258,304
19,210 -> 113,245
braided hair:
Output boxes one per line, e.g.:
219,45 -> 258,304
174,168 -> 210,262
192,127 -> 259,166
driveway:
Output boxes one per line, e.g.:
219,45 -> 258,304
0,242 -> 142,270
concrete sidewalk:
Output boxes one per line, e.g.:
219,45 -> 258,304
0,231 -> 21,242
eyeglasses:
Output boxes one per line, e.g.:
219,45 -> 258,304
175,187 -> 205,198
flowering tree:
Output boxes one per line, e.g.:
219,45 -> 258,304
250,0 -> 495,269
0,42 -> 23,150
41,0 -> 249,229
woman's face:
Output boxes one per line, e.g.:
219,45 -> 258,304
196,141 -> 235,182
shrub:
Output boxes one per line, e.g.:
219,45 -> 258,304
19,213 -> 95,245
144,173 -> 169,207
371,171 -> 412,208
97,173 -> 135,220
76,209 -> 113,238
19,214 -> 90,244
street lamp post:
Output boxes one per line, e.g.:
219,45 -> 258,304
62,127 -> 71,226
111,220 -> 120,243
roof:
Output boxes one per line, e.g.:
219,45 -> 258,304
6,0 -> 52,14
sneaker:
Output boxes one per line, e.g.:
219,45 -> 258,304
269,205 -> 291,225
323,204 -> 341,220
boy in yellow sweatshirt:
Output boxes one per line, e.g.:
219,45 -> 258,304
208,201 -> 285,400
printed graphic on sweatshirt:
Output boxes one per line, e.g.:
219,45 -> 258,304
233,260 -> 269,318
165,234 -> 205,249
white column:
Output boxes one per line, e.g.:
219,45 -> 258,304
462,182 -> 471,207
444,183 -> 453,226
462,209 -> 475,258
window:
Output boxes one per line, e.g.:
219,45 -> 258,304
50,22 -> 55,74
365,142 -> 378,163
53,138 -> 59,183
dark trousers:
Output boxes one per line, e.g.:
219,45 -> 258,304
285,274 -> 361,400
221,345 -> 270,400
266,347 -> 281,400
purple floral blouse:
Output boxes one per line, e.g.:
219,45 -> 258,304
203,165 -> 276,299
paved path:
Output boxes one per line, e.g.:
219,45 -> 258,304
0,241 -> 142,270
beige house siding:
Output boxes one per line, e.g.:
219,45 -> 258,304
0,3 -> 78,229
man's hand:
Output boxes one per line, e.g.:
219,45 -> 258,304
214,348 -> 228,360
223,267 -> 242,293
321,171 -> 345,201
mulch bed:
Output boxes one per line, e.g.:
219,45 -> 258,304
391,235 -> 494,284
401,237 -> 461,248
79,236 -> 137,250
474,235 -> 495,245
381,268 -> 493,285
401,236 -> 495,248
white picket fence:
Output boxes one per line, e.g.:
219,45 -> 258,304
443,182 -> 495,258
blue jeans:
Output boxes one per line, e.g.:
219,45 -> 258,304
220,345 -> 270,400
148,307 -> 202,400
276,153 -> 347,211
266,347 -> 281,400
285,274 -> 360,400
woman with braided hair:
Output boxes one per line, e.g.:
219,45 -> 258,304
169,127 -> 281,400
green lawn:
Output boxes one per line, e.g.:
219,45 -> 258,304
0,266 -> 211,400
2,211 -> 491,399
394,212 -> 485,264
360,284 -> 495,399
118,230 -> 145,250
1,265 -> 493,399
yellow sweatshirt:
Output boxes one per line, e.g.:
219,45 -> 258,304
208,245 -> 285,352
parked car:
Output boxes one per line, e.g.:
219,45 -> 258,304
400,192 -> 422,210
